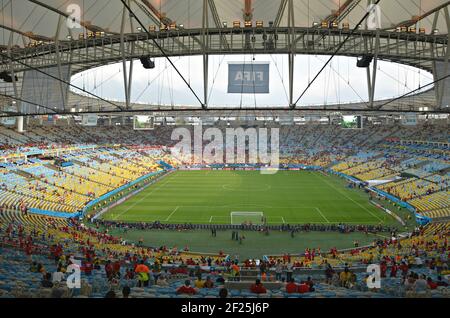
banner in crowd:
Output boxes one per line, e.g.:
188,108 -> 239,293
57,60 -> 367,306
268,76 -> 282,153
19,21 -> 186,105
82,114 -> 98,126
0,105 -> 17,126
401,114 -> 417,126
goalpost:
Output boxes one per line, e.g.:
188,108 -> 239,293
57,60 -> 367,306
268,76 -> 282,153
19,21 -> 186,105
230,211 -> 264,225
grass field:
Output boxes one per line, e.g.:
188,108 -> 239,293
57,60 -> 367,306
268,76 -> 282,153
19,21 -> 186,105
101,170 -> 395,225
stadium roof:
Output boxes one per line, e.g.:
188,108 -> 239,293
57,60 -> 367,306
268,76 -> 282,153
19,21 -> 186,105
0,0 -> 448,116
0,0 -> 448,41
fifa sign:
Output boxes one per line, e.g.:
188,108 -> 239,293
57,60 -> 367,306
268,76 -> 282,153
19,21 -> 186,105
228,62 -> 270,94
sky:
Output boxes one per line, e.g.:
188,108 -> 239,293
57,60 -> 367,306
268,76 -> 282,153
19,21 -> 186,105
71,54 -> 434,108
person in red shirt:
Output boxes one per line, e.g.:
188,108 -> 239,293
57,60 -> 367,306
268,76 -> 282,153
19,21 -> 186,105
285,279 -> 298,293
399,262 -> 409,278
177,280 -> 197,295
298,283 -> 310,294
380,261 -> 387,278
390,262 -> 398,277
250,279 -> 267,294
427,277 -> 438,290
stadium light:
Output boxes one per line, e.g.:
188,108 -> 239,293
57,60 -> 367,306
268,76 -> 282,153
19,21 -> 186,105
222,21 -> 227,28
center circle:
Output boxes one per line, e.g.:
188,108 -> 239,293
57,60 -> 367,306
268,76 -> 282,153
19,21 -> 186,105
222,184 -> 271,191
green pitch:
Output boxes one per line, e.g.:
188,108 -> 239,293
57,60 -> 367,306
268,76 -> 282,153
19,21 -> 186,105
101,170 -> 394,225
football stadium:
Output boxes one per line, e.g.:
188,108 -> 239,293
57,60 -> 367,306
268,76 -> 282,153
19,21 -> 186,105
0,0 -> 449,303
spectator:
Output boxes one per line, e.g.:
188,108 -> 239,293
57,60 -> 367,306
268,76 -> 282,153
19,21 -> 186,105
216,274 -> 225,284
105,290 -> 116,298
122,286 -> 131,298
427,277 -> 438,290
325,263 -> 334,283
177,280 -> 197,295
41,273 -> 53,288
194,275 -> 205,288
436,276 -> 448,287
275,261 -> 283,281
250,279 -> 267,294
285,278 -> 298,293
157,276 -> 169,286
204,276 -> 214,288
135,260 -> 150,287
286,263 -> 293,282
414,274 -> 429,292
303,276 -> 315,291
52,266 -> 65,284
298,282 -> 310,294
219,288 -> 228,298
339,267 -> 352,288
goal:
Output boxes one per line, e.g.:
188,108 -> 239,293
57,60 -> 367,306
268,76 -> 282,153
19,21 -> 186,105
230,211 -> 264,225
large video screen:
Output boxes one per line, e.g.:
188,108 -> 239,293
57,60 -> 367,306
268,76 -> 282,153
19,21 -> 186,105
133,115 -> 155,130
228,62 -> 270,94
341,115 -> 363,129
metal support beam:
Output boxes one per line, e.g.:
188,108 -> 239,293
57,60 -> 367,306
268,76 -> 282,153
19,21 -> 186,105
0,23 -> 53,42
202,0 -> 209,109
127,0 -> 135,109
437,6 -> 450,109
385,2 -> 450,30
55,16 -> 67,111
365,0 -> 372,105
370,31 -> 380,108
288,0 -> 295,108
324,0 -> 360,24
120,4 -> 130,109
431,11 -> 441,109
7,33 -> 22,132
208,0 -> 229,50
274,0 -> 288,27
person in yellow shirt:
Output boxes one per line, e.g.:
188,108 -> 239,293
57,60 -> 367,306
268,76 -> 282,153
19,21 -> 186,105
339,267 -> 352,288
194,275 -> 205,288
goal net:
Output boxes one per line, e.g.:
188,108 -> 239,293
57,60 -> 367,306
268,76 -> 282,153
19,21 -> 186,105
230,212 -> 264,225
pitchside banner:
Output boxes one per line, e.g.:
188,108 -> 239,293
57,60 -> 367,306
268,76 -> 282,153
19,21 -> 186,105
228,62 -> 270,94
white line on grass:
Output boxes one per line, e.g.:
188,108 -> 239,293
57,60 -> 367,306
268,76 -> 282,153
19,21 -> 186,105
281,216 -> 286,223
316,173 -> 383,222
112,175 -> 174,220
164,206 -> 179,221
315,207 -> 330,223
